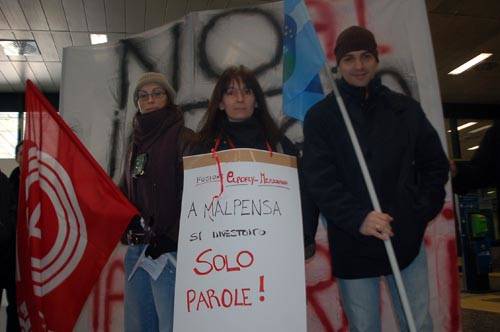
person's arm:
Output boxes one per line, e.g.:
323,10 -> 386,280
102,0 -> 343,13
118,146 -> 141,245
413,106 -> 449,222
118,144 -> 132,197
144,127 -> 197,259
298,165 -> 320,259
0,173 -> 14,248
453,122 -> 497,194
303,107 -> 371,239
281,136 -> 320,258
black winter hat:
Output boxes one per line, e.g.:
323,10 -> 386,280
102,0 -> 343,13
334,26 -> 379,63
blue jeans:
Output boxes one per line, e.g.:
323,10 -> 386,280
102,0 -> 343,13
337,245 -> 432,332
124,245 -> 176,332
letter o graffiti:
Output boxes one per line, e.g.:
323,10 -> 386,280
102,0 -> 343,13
198,7 -> 283,79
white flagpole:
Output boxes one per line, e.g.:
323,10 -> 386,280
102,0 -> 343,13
325,67 -> 417,332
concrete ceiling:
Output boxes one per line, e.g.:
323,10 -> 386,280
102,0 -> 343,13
0,0 -> 498,105
427,0 -> 500,104
0,0 -> 269,92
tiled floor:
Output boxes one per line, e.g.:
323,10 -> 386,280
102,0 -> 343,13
461,291 -> 500,331
2,292 -> 500,330
462,308 -> 500,331
461,291 -> 500,314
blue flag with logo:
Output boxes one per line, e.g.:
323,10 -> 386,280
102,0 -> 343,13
283,0 -> 326,121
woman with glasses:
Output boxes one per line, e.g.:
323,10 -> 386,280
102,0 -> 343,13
195,65 -> 318,257
120,72 -> 194,332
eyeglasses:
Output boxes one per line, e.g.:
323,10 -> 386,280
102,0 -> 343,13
137,90 -> 166,102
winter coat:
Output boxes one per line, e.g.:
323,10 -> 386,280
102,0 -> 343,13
121,106 -> 196,255
0,170 -> 14,277
303,77 -> 449,278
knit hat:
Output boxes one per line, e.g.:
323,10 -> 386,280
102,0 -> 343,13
334,26 -> 379,63
133,72 -> 176,107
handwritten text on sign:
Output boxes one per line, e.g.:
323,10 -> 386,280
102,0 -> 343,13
174,149 -> 307,332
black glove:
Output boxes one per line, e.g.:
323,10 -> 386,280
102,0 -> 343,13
121,215 -> 144,245
128,215 -> 144,232
145,233 -> 177,259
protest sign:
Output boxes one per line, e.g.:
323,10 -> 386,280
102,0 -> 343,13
174,149 -> 307,331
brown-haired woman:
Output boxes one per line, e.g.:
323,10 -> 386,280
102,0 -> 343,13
197,65 -> 287,152
194,65 -> 318,256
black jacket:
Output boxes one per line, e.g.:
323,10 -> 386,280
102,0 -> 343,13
121,107 -> 196,256
0,170 -> 14,276
303,78 -> 449,278
453,121 -> 500,194
9,167 -> 19,210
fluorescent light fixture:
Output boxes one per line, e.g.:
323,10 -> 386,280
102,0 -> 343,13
467,145 -> 479,151
448,53 -> 493,75
0,42 -> 19,56
457,122 -> 477,131
469,124 -> 492,134
487,190 -> 495,195
90,34 -> 107,45
0,40 -> 40,56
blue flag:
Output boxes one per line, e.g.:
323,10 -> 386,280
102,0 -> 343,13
283,0 -> 326,121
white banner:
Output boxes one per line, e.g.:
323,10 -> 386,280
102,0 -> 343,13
60,1 -> 458,331
174,149 -> 307,331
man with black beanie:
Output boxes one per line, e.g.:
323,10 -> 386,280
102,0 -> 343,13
303,26 -> 448,331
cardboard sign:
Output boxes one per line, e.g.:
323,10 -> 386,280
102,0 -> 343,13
174,149 -> 307,332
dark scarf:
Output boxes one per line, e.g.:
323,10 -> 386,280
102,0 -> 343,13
219,116 -> 268,150
133,106 -> 182,153
128,106 -> 184,244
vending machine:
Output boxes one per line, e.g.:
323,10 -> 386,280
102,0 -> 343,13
457,194 -> 493,292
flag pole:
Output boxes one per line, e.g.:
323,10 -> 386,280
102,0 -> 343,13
324,67 -> 417,332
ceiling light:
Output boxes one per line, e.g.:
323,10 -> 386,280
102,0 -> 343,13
447,130 -> 452,133
457,122 -> 477,131
0,40 -> 40,56
467,145 -> 479,151
448,53 -> 493,75
487,190 -> 495,195
90,34 -> 107,45
469,124 -> 492,134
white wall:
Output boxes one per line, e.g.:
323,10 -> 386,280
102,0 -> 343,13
0,159 -> 18,177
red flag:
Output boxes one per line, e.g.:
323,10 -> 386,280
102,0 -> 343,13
16,81 -> 138,331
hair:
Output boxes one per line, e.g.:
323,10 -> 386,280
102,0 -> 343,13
15,140 -> 23,155
197,65 -> 281,148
